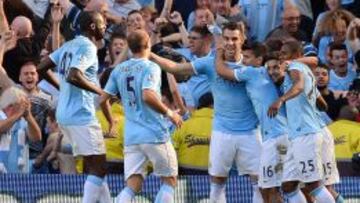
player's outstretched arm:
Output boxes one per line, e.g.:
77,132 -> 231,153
66,68 -> 104,95
295,56 -> 318,71
143,89 -> 183,128
99,93 -> 116,137
150,53 -> 195,76
215,48 -> 237,81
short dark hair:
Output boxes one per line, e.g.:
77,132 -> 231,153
222,22 -> 246,35
264,51 -> 280,63
329,42 -> 348,55
127,30 -> 149,53
78,11 -> 101,33
127,10 -> 142,20
282,40 -> 303,56
110,32 -> 127,44
316,64 -> 330,72
265,39 -> 283,52
190,25 -> 212,38
355,50 -> 360,68
243,41 -> 267,58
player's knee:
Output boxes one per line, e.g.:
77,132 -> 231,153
281,181 -> 299,193
127,175 -> 144,193
161,176 -> 177,187
211,176 -> 227,185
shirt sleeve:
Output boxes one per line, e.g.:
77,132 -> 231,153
233,66 -> 254,82
142,64 -> 161,91
69,45 -> 96,72
104,69 -> 119,96
191,57 -> 212,75
49,47 -> 62,66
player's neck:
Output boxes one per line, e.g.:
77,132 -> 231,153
318,86 -> 329,95
82,33 -> 98,45
225,52 -> 242,63
132,52 -> 149,59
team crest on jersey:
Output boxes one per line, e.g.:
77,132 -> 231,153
78,55 -> 87,65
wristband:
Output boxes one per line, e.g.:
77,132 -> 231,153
165,109 -> 174,117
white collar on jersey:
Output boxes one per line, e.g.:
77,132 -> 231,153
225,54 -> 243,66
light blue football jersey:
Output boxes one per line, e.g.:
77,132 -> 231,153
104,58 -> 170,146
191,56 -> 258,135
234,66 -> 288,141
281,62 -> 322,139
49,35 -> 99,125
328,64 -> 357,91
175,48 -> 214,107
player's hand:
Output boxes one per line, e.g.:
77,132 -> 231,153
153,17 -> 168,33
51,4 -> 64,23
104,122 -> 117,138
230,5 -> 241,17
167,109 -> 183,128
168,11 -> 183,26
267,99 -> 283,118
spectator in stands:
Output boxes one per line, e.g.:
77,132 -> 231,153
242,41 -> 267,67
237,0 -> 283,42
140,6 -> 158,34
33,108 -> 76,174
313,0 -> 342,40
106,0 -> 141,18
0,87 -> 41,173
187,0 -> 211,30
210,0 -> 247,26
339,79 -> 360,122
266,4 -> 310,42
127,10 -> 146,33
18,61 -> 53,174
0,0 -> 52,83
172,92 -> 213,175
315,65 -> 348,120
327,43 -> 357,91
191,7 -> 215,30
106,32 -> 128,68
318,15 -> 354,65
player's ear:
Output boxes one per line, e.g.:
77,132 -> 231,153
90,23 -> 96,31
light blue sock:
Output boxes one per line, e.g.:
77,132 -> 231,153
83,175 -> 103,203
155,184 -> 175,203
335,194 -> 344,203
285,189 -> 307,203
116,186 -> 135,203
310,186 -> 335,203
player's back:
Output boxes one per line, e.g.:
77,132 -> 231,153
49,35 -> 99,125
111,58 -> 169,146
282,62 -> 321,139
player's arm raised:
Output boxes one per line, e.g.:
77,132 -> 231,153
215,48 -> 237,81
268,69 -> 304,117
150,53 -> 195,76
